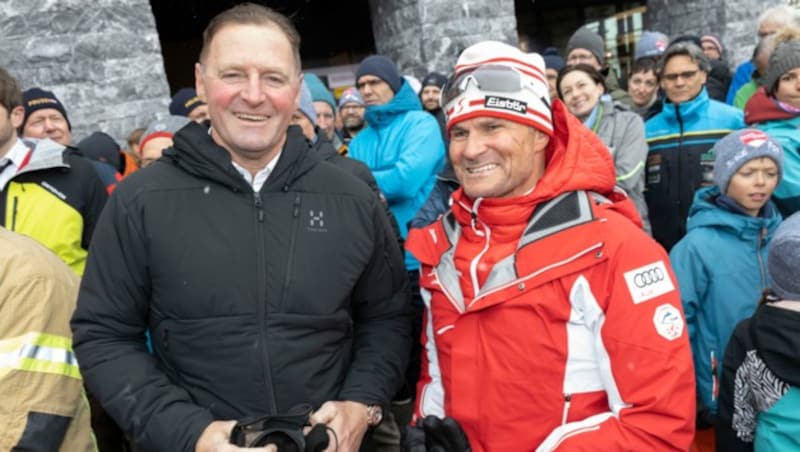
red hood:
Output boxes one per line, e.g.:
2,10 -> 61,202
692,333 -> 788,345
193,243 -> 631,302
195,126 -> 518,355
744,87 -> 798,124
449,99 -> 618,226
406,100 -> 640,267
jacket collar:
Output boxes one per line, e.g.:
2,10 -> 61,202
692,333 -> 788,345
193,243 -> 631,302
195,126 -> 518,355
660,87 -> 710,122
686,186 -> 782,241
364,81 -> 423,128
17,138 -> 69,175
166,123 -> 319,193
744,87 -> 799,124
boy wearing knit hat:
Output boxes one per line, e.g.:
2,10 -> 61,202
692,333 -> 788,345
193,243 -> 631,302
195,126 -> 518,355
404,40 -> 694,452
169,87 -> 208,124
670,128 -> 783,450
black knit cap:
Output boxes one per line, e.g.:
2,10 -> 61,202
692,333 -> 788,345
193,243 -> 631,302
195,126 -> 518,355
77,131 -> 121,170
421,72 -> 448,89
355,55 -> 403,93
169,87 -> 205,117
21,87 -> 71,131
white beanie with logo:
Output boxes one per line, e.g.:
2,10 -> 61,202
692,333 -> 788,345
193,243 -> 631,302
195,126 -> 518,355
444,41 -> 553,136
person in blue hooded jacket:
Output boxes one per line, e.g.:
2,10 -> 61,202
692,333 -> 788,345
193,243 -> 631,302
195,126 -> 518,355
349,56 -> 445,263
348,55 -> 445,417
669,128 -> 783,448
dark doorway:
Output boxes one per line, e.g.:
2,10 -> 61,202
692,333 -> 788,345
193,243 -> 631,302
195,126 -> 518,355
515,0 -> 645,53
149,0 -> 376,96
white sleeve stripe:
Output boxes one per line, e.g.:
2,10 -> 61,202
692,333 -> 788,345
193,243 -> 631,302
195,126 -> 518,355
419,288 -> 445,418
536,412 -> 614,451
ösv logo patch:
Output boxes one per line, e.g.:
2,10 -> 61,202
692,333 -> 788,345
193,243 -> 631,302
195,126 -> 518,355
623,260 -> 675,304
653,304 -> 684,341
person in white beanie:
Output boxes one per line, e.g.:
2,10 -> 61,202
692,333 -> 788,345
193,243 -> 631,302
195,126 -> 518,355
404,40 -> 694,452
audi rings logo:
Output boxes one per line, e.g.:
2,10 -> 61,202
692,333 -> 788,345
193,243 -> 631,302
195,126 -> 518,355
633,267 -> 665,288
623,260 -> 676,304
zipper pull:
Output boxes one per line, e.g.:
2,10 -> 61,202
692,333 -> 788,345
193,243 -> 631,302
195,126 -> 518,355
292,194 -> 300,218
561,394 -> 572,425
254,193 -> 264,222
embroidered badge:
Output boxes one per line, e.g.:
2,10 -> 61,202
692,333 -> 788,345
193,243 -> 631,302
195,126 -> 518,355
653,304 -> 684,341
623,260 -> 675,304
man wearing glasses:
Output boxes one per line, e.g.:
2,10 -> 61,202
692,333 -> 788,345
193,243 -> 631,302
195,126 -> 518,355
405,40 -> 694,452
645,42 -> 744,251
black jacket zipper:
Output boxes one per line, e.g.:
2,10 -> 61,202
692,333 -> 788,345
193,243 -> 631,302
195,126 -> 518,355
282,194 -> 302,302
253,191 -> 277,413
757,226 -> 768,289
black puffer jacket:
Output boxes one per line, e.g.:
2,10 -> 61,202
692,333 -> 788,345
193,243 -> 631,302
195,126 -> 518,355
72,124 -> 411,452
313,133 -> 404,253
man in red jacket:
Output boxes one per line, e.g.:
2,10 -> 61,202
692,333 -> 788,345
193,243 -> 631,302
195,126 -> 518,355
405,41 -> 695,451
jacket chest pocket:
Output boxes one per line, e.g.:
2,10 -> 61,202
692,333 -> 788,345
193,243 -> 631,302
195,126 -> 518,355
273,196 -> 375,315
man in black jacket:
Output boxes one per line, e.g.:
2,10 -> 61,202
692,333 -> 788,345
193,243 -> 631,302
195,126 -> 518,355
71,4 -> 411,452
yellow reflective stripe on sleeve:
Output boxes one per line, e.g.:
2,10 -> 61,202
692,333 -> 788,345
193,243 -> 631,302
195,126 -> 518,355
0,332 -> 81,379
616,161 -> 645,182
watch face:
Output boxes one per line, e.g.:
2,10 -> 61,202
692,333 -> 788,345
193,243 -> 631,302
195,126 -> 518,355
367,405 -> 383,426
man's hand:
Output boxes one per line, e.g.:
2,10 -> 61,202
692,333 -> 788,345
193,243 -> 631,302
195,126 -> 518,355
309,401 -> 370,452
195,420 -> 277,452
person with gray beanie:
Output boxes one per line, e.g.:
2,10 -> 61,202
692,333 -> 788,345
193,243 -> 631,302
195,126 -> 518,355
565,26 -> 632,106
717,211 -> 800,451
743,26 -> 800,217
670,128 -> 784,444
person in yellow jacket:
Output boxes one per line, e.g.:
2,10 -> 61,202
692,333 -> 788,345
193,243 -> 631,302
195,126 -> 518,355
0,226 -> 95,451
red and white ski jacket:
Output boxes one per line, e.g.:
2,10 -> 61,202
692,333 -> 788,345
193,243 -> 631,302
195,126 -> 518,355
406,101 -> 695,451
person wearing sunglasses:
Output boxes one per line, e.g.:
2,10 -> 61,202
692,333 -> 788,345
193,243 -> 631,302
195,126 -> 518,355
405,40 -> 694,452
557,64 -> 650,234
645,41 -> 745,251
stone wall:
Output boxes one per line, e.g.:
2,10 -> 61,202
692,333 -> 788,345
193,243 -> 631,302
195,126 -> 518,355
645,0 -> 785,69
0,0 -> 171,145
369,0 -> 518,78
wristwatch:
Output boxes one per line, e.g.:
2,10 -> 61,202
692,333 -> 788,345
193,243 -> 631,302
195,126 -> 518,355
366,404 -> 383,428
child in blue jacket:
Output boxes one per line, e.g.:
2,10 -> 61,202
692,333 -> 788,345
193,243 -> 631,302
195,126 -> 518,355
670,129 -> 784,433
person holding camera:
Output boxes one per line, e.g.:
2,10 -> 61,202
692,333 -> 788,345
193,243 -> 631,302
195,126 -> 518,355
71,4 -> 411,452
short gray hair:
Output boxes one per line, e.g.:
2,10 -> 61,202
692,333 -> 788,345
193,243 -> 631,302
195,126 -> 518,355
659,42 -> 710,74
758,5 -> 800,29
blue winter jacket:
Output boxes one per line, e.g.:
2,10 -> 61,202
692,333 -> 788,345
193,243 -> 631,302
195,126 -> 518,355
727,61 -> 756,105
645,88 -> 745,250
669,186 -> 782,416
349,81 -> 445,270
